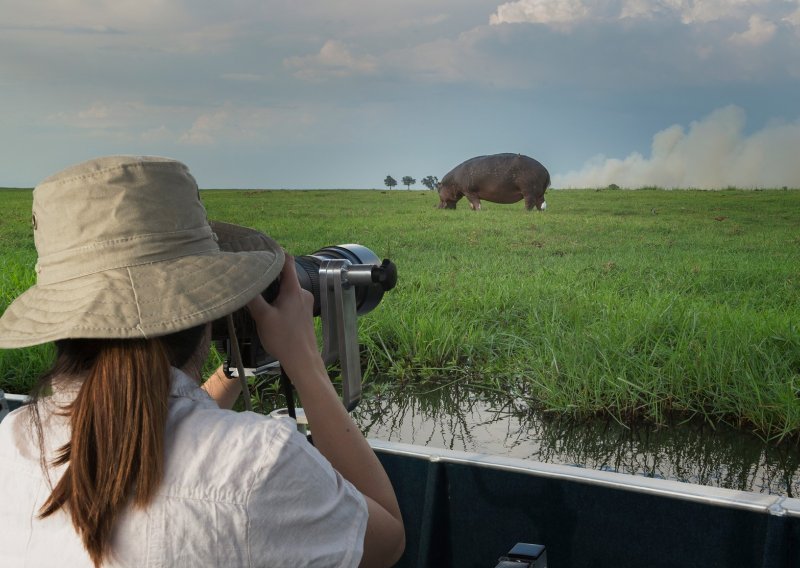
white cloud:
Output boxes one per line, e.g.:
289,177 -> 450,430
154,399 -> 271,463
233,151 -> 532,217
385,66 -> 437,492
783,5 -> 800,29
729,14 -> 777,45
554,106 -> 800,189
489,0 -> 791,27
221,73 -> 266,82
48,101 -> 147,130
175,103 -> 321,147
44,100 -> 318,147
490,0 -> 591,26
397,13 -> 450,28
619,0 -> 661,19
665,0 -> 755,24
386,29 -> 486,84
284,40 -> 378,81
46,101 -> 206,146
179,109 -> 232,145
140,125 -> 172,141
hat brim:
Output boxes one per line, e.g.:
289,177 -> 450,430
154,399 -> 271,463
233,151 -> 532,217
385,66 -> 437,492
0,222 -> 284,348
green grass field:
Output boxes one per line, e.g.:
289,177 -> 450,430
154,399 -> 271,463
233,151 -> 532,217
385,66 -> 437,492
1,187 -> 799,440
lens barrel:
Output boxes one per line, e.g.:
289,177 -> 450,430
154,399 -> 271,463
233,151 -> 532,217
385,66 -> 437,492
211,244 -> 396,367
293,244 -> 392,316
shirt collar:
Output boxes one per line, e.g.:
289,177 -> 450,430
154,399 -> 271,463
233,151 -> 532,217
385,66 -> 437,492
170,367 -> 217,407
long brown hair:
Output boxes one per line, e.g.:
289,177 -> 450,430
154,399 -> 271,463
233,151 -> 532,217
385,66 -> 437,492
32,325 -> 206,566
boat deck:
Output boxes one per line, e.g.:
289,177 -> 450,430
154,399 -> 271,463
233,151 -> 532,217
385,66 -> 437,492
372,440 -> 800,568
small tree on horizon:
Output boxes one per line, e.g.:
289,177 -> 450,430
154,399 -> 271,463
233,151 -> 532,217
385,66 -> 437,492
421,175 -> 439,191
402,176 -> 416,190
384,175 -> 397,190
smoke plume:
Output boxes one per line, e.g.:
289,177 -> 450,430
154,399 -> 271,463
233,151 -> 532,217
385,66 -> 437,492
554,106 -> 800,189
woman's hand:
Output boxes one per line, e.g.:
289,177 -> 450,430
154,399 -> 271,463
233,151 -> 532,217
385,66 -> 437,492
246,255 -> 326,382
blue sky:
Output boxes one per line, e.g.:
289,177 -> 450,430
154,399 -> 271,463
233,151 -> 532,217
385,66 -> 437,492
2,0 -> 799,189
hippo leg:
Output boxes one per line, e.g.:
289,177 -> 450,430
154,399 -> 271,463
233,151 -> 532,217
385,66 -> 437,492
524,193 -> 546,211
466,195 -> 481,211
523,195 -> 537,211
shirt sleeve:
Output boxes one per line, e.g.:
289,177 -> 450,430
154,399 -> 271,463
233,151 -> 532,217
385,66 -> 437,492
245,419 -> 368,568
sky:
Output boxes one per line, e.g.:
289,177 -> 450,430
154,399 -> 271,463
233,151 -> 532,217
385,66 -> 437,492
2,0 -> 799,189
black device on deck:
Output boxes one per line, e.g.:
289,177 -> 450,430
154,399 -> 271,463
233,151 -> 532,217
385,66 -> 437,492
494,543 -> 548,567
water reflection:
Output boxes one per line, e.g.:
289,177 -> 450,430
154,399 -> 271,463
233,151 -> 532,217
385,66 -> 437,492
352,383 -> 800,497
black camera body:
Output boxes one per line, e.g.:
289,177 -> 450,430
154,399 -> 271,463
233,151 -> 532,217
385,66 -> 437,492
211,244 -> 397,411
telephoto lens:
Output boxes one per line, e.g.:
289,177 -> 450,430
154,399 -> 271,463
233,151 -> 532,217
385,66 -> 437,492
292,244 -> 397,316
211,244 -> 397,370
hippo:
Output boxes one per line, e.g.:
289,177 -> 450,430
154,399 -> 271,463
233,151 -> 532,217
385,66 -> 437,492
437,153 -> 550,211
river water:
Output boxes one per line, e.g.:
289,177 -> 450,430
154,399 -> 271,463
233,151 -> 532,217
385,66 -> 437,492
7,381 -> 797,495
351,384 -> 800,497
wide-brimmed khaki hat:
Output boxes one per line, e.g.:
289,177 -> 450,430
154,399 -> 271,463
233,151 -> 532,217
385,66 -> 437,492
0,156 -> 284,348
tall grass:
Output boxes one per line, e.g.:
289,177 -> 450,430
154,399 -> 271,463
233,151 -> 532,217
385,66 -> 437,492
1,187 -> 799,439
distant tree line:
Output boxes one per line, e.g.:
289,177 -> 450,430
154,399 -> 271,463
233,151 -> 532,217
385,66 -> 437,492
384,175 -> 439,190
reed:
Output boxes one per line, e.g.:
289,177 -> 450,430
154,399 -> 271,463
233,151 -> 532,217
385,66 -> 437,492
1,187 -> 798,439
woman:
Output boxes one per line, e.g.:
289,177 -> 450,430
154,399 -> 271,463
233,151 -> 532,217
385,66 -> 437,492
0,156 -> 404,567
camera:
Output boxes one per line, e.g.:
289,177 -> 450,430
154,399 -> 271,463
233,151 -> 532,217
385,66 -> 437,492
211,244 -> 397,411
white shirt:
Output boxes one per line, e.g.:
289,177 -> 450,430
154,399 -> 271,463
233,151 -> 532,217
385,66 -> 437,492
0,369 -> 368,567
